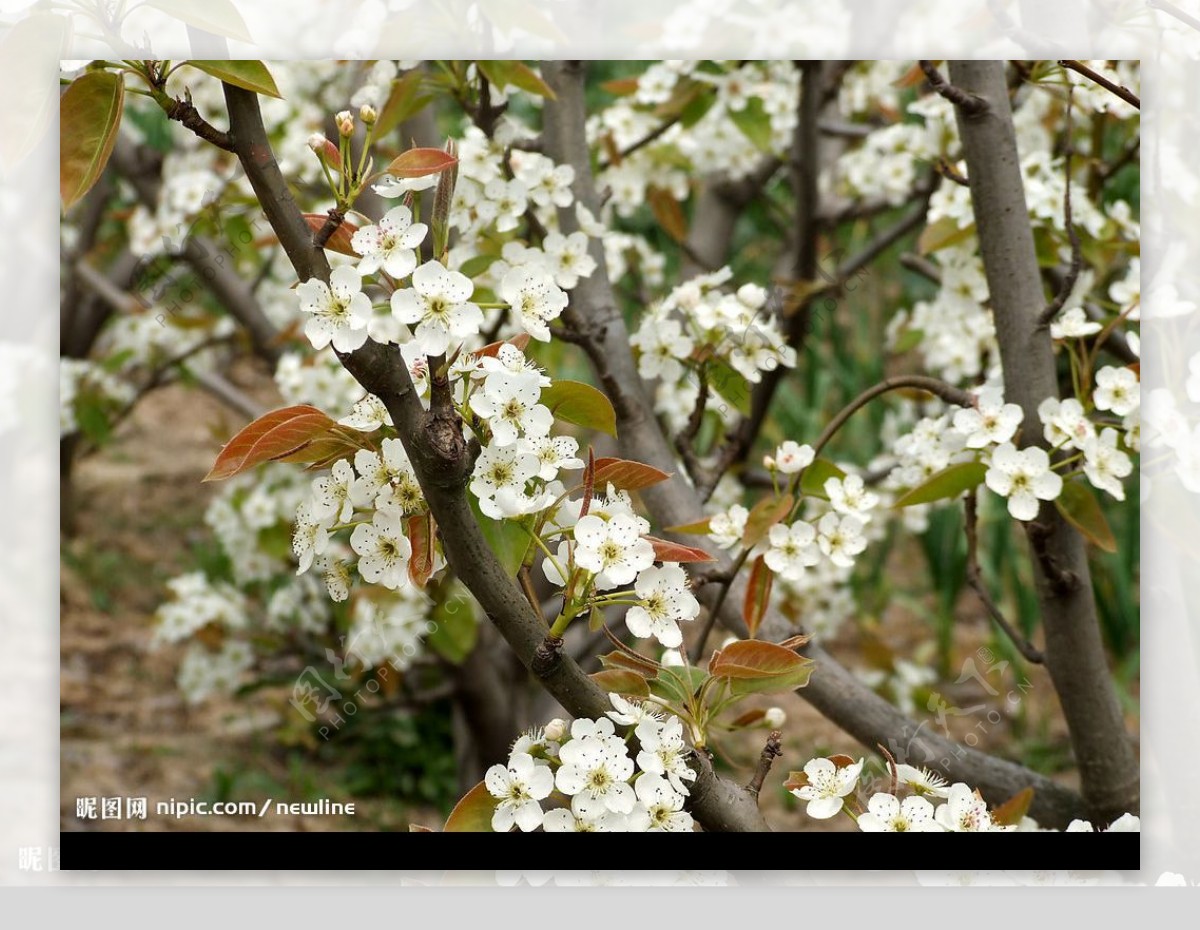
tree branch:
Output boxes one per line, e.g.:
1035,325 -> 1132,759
919,61 -> 988,117
1039,83 -> 1082,328
746,730 -> 783,797
947,60 -> 1138,823
1058,60 -> 1140,110
963,492 -> 1045,664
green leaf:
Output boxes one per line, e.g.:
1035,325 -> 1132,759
799,458 -> 847,500
74,394 -> 112,445
60,71 -> 125,210
1055,479 -> 1118,553
143,0 -> 254,42
458,252 -> 500,279
468,496 -> 532,577
891,327 -> 925,355
184,61 -> 281,98
427,593 -> 479,664
710,640 -> 815,695
124,103 -> 174,153
727,97 -> 773,152
476,60 -> 557,100
893,461 -> 987,508
443,781 -> 496,832
541,380 -> 617,437
374,69 -> 433,137
650,666 -> 708,704
663,517 -> 712,535
917,217 -> 975,255
679,85 -> 718,127
707,359 -> 753,416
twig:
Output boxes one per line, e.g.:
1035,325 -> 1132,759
161,91 -> 235,151
964,492 -> 1045,664
689,547 -> 751,663
746,730 -> 783,797
877,742 -> 899,796
312,208 -> 345,250
812,375 -> 974,461
935,157 -> 969,186
1039,84 -> 1082,328
1058,60 -> 1140,110
900,252 -> 941,285
599,113 -> 681,170
919,61 -> 987,117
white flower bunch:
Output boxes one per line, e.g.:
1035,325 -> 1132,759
484,695 -> 696,832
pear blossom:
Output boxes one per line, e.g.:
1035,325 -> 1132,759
470,442 -> 542,519
373,173 -> 439,198
708,504 -> 749,548
500,266 -> 569,342
894,764 -> 952,799
350,205 -> 427,278
518,435 -> 584,481
485,752 -> 555,832
315,555 -> 351,602
484,177 -> 529,232
543,230 -> 597,289
350,503 -> 412,590
934,783 -> 1012,832
1082,427 -> 1133,500
469,369 -> 553,447
1049,306 -> 1102,339
774,440 -> 815,474
635,715 -> 696,795
606,693 -> 664,729
953,393 -> 1023,448
291,501 -> 330,574
555,718 -> 637,813
1037,396 -> 1094,450
984,443 -> 1063,521
825,474 -> 880,519
764,521 -> 820,580
791,756 -> 864,819
632,774 -> 694,832
542,793 -> 628,832
630,317 -> 694,381
391,260 -> 483,356
857,792 -> 943,832
573,514 -> 656,589
816,512 -> 867,568
296,265 -> 372,352
311,458 -> 356,524
1093,366 -> 1140,416
625,565 -> 700,648
339,394 -> 393,431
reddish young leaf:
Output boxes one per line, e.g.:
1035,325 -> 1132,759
729,708 -> 767,728
991,787 -> 1035,826
385,147 -> 458,179
590,668 -> 651,698
827,754 -> 859,770
591,457 -> 672,492
579,447 -> 596,518
743,555 -> 774,638
374,69 -> 432,136
60,70 -> 125,209
783,771 -> 809,792
303,213 -> 360,257
475,332 -> 532,358
204,405 -> 337,481
599,649 -> 662,678
406,512 -> 437,588
647,185 -> 688,243
600,76 -> 640,96
709,639 -> 815,695
741,493 -> 794,548
443,781 -> 496,832
644,536 -> 718,563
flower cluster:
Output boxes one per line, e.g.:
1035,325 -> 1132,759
484,694 -> 696,832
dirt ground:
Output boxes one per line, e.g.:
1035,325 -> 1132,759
60,370 -> 1136,833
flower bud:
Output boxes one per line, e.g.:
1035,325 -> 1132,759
359,103 -> 378,125
661,648 -> 685,667
307,133 -> 342,170
543,718 -> 567,742
763,454 -> 776,471
764,706 -> 787,729
335,110 -> 355,137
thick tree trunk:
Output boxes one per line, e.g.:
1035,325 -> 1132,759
948,60 -> 1139,823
